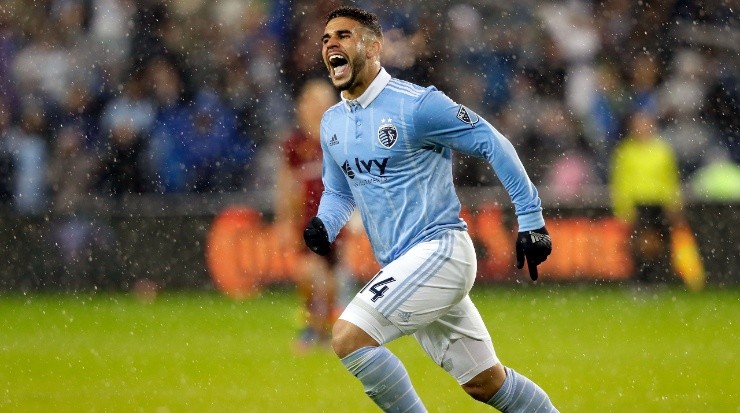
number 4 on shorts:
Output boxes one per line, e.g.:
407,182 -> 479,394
360,271 -> 396,302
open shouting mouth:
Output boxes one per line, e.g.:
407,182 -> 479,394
328,54 -> 349,80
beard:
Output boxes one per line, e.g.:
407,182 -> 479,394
332,54 -> 366,92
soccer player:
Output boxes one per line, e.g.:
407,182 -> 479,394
610,110 -> 683,284
276,79 -> 342,351
303,6 -> 557,412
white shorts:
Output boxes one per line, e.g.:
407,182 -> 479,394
339,230 -> 499,384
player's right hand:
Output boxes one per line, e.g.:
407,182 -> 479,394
303,217 -> 331,256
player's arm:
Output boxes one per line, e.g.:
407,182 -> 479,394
413,89 -> 544,229
274,157 -> 300,250
304,121 -> 356,256
274,142 -> 303,236
413,89 -> 551,279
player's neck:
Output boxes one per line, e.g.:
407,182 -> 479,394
342,65 -> 382,100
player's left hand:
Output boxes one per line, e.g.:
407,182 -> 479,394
516,226 -> 552,281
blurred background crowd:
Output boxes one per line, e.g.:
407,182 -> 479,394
0,0 -> 737,217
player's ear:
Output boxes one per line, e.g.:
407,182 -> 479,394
366,37 -> 381,60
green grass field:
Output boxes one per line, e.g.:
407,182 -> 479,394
1,285 -> 737,412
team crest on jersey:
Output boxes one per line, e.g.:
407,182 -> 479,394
378,120 -> 398,149
456,105 -> 479,127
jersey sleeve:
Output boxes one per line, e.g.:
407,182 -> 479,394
412,89 -> 545,230
316,119 -> 356,242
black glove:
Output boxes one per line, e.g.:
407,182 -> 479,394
303,217 -> 331,256
516,226 -> 552,281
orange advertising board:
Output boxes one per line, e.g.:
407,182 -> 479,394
206,205 -> 633,297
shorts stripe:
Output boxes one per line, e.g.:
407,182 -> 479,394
382,233 -> 454,316
376,232 -> 454,317
375,234 -> 449,315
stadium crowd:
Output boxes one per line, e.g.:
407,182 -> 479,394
0,0 -> 737,216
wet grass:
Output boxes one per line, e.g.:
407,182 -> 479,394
0,285 -> 737,412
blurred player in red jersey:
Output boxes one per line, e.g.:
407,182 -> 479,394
276,79 -> 342,351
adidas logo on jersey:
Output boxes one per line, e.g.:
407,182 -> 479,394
329,134 -> 339,146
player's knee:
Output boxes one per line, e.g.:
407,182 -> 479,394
461,363 -> 506,402
331,319 -> 379,359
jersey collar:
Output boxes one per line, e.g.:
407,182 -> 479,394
342,68 -> 391,110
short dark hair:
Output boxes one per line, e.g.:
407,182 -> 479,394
326,6 -> 383,39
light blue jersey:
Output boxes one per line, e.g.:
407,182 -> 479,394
317,68 -> 544,266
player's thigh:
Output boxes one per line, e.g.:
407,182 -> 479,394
414,295 -> 499,385
339,230 -> 477,345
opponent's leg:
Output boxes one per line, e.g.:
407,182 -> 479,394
295,254 -> 335,350
332,320 -> 426,413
